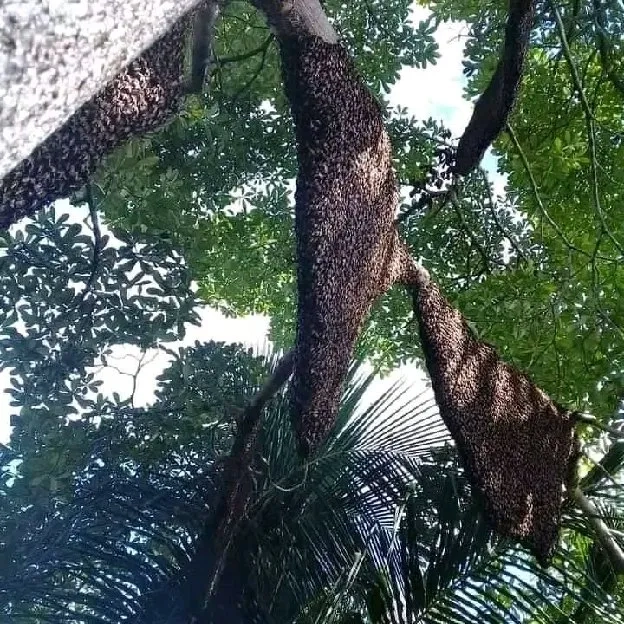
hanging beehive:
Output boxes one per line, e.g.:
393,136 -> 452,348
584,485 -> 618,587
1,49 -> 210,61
0,14 -> 193,228
279,36 -> 411,457
411,273 -> 579,562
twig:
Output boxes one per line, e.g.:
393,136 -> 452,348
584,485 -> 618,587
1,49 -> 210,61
230,36 -> 273,103
550,1 -> 624,258
82,185 -> 103,300
218,35 -> 274,65
396,187 -> 453,225
571,486 -> 624,574
506,123 -> 603,260
73,185 -> 104,338
479,167 -> 528,264
449,189 -> 492,274
130,349 -> 148,408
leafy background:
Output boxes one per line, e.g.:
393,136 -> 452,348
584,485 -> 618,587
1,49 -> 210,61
2,0 -> 624,621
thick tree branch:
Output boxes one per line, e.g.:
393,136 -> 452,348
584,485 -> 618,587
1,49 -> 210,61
455,0 -> 535,176
252,0 -> 338,42
197,349 -> 295,614
0,0 -> 205,181
0,13 -> 193,229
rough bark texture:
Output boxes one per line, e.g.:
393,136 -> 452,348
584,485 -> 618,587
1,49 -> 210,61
454,0 -> 535,176
0,0 -> 203,181
253,0 -> 338,42
410,273 -> 579,563
202,351 -> 294,612
280,37 -> 419,456
0,13 -> 192,229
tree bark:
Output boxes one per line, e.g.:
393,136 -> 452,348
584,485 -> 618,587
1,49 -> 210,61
454,0 -> 535,176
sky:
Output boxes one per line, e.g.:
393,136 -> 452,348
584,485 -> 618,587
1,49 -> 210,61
0,5 -> 502,444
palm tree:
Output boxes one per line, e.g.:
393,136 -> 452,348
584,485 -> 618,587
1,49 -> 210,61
2,344 -> 623,623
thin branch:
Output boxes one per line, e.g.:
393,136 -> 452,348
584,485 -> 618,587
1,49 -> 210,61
479,168 -> 528,264
74,185 -> 104,338
506,123 -> 600,260
230,36 -> 273,103
396,187 -> 453,225
218,35 -> 274,66
82,185 -> 104,300
571,486 -> 624,574
130,349 -> 149,408
592,0 -> 624,97
449,189 -> 492,274
550,1 -> 624,258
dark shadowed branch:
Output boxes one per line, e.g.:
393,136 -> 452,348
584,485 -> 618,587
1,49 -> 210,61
200,349 -> 295,612
188,0 -> 222,93
454,0 -> 535,176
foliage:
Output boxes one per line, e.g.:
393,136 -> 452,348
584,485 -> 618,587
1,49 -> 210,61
3,335 -> 624,622
0,204 -> 200,502
97,0 -> 624,425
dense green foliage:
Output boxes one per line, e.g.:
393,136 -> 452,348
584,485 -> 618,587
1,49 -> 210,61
99,0 -> 624,423
2,0 -> 624,621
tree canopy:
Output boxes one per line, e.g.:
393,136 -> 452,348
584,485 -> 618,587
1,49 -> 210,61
1,0 -> 624,622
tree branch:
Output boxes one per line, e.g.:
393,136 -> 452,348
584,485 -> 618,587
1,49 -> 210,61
454,0 -> 535,176
592,0 -> 624,98
506,122 -> 602,260
571,486 -> 624,574
252,0 -> 338,42
550,0 -> 624,259
573,412 -> 624,439
199,349 -> 295,612
188,0 -> 222,94
218,35 -> 274,65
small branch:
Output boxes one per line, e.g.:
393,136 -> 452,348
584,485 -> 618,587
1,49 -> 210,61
230,36 -> 273,103
506,123 -> 601,260
571,486 -> 624,574
573,412 -> 624,439
396,187 -> 452,225
593,2 -> 624,97
550,0 -> 624,259
83,184 -> 103,299
218,35 -> 274,65
449,190 -> 492,275
130,349 -> 148,408
74,185 -> 104,338
479,168 -> 528,264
